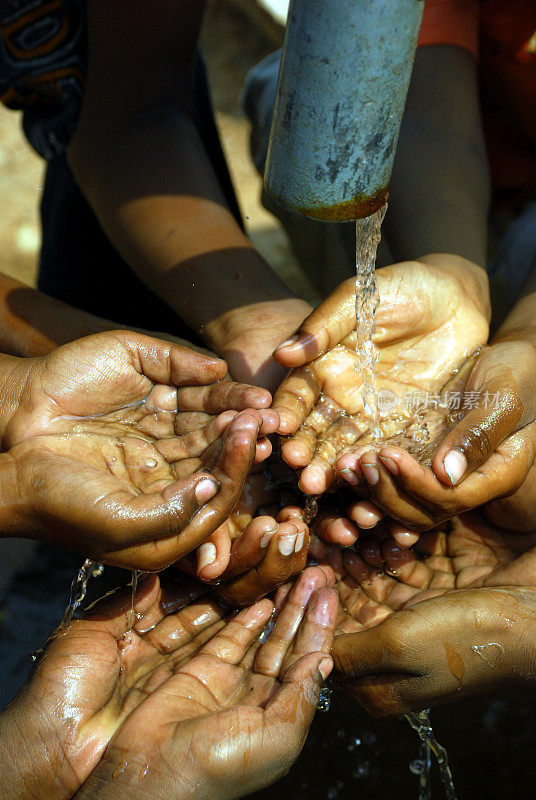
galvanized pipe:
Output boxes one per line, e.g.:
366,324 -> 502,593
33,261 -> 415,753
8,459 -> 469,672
264,0 -> 424,221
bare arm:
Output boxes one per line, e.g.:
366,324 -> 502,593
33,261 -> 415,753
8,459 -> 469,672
67,0 -> 310,388
385,45 -> 491,267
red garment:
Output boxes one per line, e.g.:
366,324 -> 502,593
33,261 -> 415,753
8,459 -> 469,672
418,0 -> 536,204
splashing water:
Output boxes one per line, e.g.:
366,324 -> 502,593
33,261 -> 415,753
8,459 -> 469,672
317,686 -> 332,712
129,570 -> 140,629
62,559 -> 103,628
303,495 -> 319,524
354,205 -> 387,440
405,710 -> 457,799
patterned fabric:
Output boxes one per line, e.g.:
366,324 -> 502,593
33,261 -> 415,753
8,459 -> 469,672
0,0 -> 86,159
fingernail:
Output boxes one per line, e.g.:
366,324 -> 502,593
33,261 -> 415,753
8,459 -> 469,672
361,463 -> 379,485
358,508 -> 382,528
443,449 -> 467,486
197,543 -> 217,572
339,467 -> 359,486
278,534 -> 297,556
295,531 -> 305,552
379,455 -> 399,476
195,477 -> 219,504
319,656 -> 334,681
260,531 -> 275,548
277,335 -> 299,349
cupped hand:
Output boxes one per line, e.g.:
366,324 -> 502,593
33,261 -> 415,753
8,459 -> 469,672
272,255 -> 489,495
74,567 -> 337,800
1,331 -> 280,569
338,340 -> 536,541
1,573 -> 224,800
328,511 -> 536,715
185,472 -> 310,605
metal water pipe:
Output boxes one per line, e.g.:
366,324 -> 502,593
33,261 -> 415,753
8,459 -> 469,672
264,0 -> 424,221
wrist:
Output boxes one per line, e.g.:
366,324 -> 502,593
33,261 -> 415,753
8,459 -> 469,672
0,696 -> 73,800
204,297 -> 312,389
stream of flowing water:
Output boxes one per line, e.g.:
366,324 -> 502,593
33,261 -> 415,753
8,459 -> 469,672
406,710 -> 457,799
62,559 -> 103,628
354,206 -> 387,440
353,209 -> 457,800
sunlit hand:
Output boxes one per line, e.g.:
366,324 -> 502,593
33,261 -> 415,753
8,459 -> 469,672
74,568 -> 336,800
272,255 -> 489,497
0,331 -> 279,569
337,341 -> 536,543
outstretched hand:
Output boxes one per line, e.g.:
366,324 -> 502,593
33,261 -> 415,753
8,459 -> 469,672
0,331 -> 279,569
74,568 -> 336,800
272,256 -> 489,497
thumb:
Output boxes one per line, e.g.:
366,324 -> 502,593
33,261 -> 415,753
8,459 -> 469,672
432,349 -> 528,486
265,652 -> 333,733
331,630 -> 396,680
273,278 -> 357,366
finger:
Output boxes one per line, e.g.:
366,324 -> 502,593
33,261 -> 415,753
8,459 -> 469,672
346,500 -> 383,531
193,598 -> 274,664
281,424 -> 318,468
432,353 -> 526,486
254,566 -> 332,677
358,451 -> 435,529
173,411 -> 212,435
142,596 -> 229,656
156,411 -> 237,462
113,330 -> 228,386
272,366 -> 322,435
176,381 -> 272,414
254,437 -> 273,464
282,587 -> 338,675
81,573 -> 161,638
196,522 -> 232,581
316,514 -> 360,546
217,521 -> 309,606
273,277 -> 356,366
224,516 -> 280,579
378,436 -> 535,526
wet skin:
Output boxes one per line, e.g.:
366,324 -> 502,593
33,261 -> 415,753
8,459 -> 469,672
0,568 -> 337,800
0,331 -> 280,569
272,257 -> 536,545
324,511 -> 536,716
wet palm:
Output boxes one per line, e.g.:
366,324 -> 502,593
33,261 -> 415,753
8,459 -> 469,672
273,257 -> 489,495
1,331 -> 278,568
72,568 -> 336,800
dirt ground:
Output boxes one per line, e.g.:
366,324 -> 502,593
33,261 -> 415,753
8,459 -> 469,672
0,0 -> 316,302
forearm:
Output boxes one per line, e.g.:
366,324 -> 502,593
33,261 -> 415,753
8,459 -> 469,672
493,262 -> 536,344
67,106 -> 302,351
385,46 -> 490,267
0,272 -> 121,357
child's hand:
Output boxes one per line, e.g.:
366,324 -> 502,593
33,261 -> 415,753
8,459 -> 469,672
328,510 -> 536,715
332,586 -> 536,717
186,476 -> 310,605
75,568 -> 337,800
337,342 -> 536,543
272,255 -> 488,495
0,331 -> 278,569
